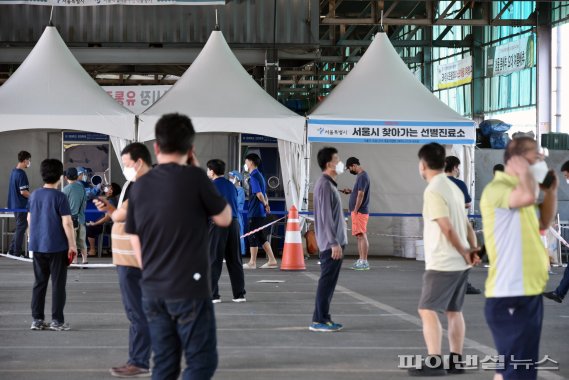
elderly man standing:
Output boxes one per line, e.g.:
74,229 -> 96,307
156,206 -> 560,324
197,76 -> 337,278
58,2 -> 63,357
310,146 -> 347,332
411,143 -> 479,376
62,167 -> 87,265
481,137 -> 557,380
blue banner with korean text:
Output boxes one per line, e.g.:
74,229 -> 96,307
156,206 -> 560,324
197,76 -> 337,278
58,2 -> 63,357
307,119 -> 476,145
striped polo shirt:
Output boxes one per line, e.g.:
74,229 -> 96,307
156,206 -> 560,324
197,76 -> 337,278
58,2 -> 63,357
480,171 -> 548,298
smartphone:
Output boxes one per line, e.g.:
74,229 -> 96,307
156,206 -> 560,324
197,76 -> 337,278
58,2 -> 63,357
541,170 -> 555,188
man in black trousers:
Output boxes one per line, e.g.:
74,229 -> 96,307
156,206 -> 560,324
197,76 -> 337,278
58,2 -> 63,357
206,159 -> 246,303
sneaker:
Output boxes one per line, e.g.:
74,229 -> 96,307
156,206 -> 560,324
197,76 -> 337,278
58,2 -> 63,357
212,298 -> 222,304
232,297 -> 247,303
110,364 -> 151,378
49,321 -> 70,331
353,261 -> 370,271
30,319 -> 47,330
309,321 -> 343,332
543,291 -> 563,303
350,259 -> 361,269
408,367 -> 447,377
465,283 -> 482,295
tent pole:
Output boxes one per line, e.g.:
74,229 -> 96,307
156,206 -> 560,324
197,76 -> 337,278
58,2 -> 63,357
134,115 -> 139,142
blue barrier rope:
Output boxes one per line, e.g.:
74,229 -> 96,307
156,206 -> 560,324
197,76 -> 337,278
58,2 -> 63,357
0,208 -> 482,219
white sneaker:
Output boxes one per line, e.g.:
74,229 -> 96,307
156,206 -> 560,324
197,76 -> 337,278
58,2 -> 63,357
212,298 -> 222,304
232,297 -> 247,303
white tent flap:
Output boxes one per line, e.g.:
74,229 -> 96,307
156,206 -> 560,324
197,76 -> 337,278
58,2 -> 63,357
138,30 -> 305,144
0,27 -> 135,140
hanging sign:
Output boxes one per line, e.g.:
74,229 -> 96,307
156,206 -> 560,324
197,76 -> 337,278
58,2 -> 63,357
102,85 -> 171,114
488,35 -> 535,77
436,56 -> 472,90
0,0 -> 224,5
307,119 -> 476,145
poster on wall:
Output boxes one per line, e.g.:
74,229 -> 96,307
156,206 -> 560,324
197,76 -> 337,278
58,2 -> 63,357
436,56 -> 472,90
307,120 -> 476,145
486,35 -> 535,77
0,0 -> 224,5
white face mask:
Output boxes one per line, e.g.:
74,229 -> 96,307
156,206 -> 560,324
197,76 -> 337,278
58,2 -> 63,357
230,177 -> 237,185
335,161 -> 345,175
565,179 -> 569,185
529,160 -> 548,184
123,166 -> 137,182
243,163 -> 248,173
26,161 -> 31,168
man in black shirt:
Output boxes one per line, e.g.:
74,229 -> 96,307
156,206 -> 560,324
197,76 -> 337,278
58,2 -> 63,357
126,114 -> 231,380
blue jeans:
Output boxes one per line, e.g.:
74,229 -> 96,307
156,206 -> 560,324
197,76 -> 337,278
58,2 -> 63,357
312,247 -> 343,324
9,211 -> 27,255
142,297 -> 217,380
485,296 -> 543,380
117,266 -> 150,369
554,265 -> 569,298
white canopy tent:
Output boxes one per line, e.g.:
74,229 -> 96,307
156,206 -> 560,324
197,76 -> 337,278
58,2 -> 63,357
139,30 -> 307,210
308,32 -> 476,256
0,26 -> 136,141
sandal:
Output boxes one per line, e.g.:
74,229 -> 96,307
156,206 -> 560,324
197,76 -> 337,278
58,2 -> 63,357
260,262 -> 278,269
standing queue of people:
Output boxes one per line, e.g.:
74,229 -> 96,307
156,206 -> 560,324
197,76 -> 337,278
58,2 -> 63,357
10,117 -> 564,380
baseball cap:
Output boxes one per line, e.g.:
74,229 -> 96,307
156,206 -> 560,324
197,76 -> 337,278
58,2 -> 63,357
228,171 -> 243,182
346,157 -> 360,167
65,167 -> 78,180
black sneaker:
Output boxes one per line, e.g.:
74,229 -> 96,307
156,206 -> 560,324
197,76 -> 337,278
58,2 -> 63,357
49,321 -> 70,331
466,283 -> 482,295
408,367 -> 447,377
543,291 -> 563,303
30,319 -> 47,330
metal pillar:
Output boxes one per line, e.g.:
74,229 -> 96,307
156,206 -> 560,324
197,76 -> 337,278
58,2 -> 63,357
555,26 -> 563,132
471,2 -> 486,125
537,26 -> 552,140
264,48 -> 279,99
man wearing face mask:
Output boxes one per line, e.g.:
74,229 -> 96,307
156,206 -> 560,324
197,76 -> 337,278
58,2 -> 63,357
481,137 -> 557,380
411,143 -> 479,376
7,150 -> 31,258
340,157 -> 371,271
242,153 -> 278,269
542,160 -> 569,304
77,166 -> 102,200
94,143 -> 153,378
309,147 -> 347,332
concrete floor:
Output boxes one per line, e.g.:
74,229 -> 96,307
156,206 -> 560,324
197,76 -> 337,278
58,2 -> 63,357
0,255 -> 567,380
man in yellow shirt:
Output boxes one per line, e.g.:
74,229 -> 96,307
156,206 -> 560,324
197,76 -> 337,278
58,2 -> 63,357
410,143 -> 479,377
481,137 -> 557,380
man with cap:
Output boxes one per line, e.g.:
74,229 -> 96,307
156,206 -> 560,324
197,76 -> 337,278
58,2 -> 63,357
229,170 -> 246,256
341,157 -> 371,270
62,168 -> 88,264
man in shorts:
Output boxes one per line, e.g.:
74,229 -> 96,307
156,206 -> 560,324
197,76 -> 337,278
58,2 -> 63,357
342,157 -> 370,270
410,143 -> 479,376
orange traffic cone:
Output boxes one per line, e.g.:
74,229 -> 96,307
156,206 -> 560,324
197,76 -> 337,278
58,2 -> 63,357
281,205 -> 306,271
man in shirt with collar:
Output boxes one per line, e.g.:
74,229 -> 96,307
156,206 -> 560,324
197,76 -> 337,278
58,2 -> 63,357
411,143 -> 479,376
7,150 -> 31,258
309,146 -> 347,332
481,137 -> 557,380
242,153 -> 278,269
207,160 -> 246,303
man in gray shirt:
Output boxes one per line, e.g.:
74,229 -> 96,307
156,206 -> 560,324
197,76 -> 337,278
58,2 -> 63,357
310,146 -> 348,333
62,168 -> 87,264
